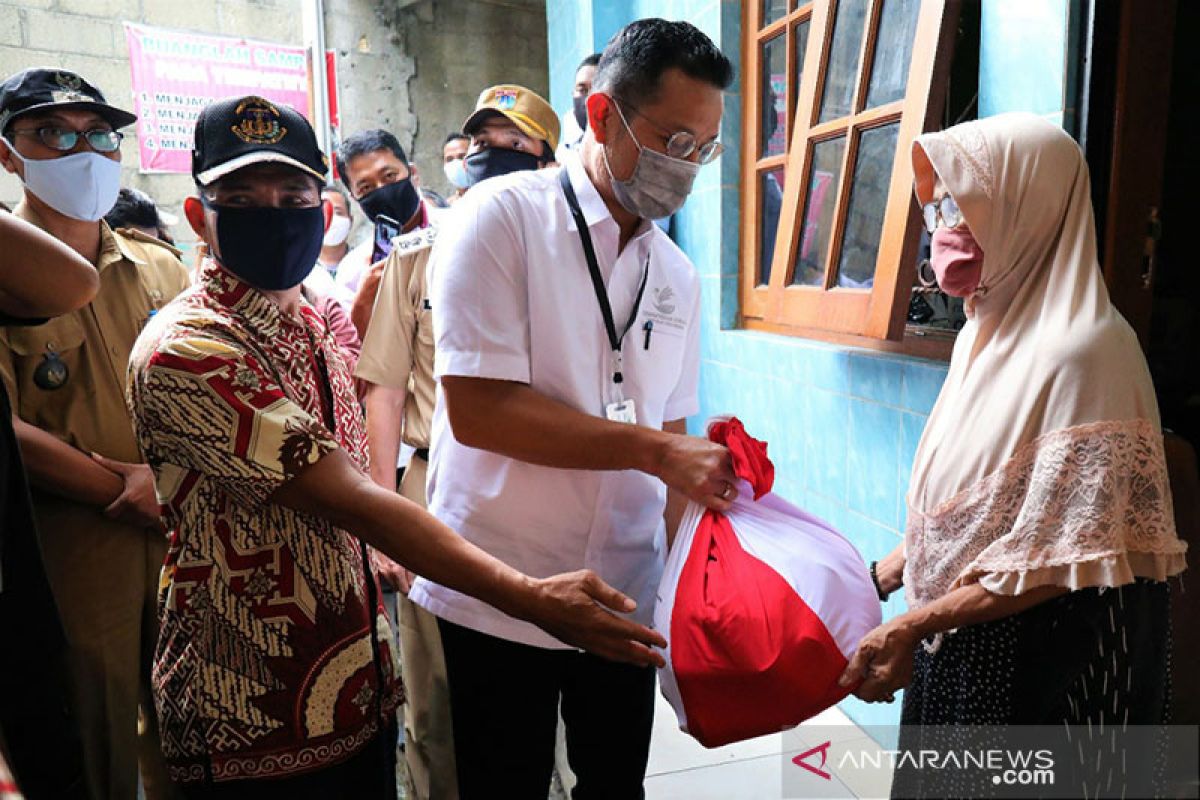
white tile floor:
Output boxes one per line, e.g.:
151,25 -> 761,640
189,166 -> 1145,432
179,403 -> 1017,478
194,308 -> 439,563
644,690 -> 891,800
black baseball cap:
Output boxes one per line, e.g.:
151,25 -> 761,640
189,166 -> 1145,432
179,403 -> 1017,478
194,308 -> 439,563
0,67 -> 137,134
192,95 -> 328,186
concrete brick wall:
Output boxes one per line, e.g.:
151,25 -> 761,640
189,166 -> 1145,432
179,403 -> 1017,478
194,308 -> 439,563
0,0 -> 548,244
381,0 -> 548,199
0,0 -> 307,239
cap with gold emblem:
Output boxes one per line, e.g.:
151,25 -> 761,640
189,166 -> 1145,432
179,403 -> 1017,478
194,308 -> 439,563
0,67 -> 137,135
462,84 -> 560,153
191,95 -> 328,186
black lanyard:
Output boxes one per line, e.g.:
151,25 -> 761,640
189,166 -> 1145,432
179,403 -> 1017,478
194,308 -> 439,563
559,168 -> 649,385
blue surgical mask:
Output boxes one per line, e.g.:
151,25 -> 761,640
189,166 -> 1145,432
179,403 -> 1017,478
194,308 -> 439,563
203,198 -> 324,291
4,142 -> 122,222
464,148 -> 543,186
443,157 -> 470,190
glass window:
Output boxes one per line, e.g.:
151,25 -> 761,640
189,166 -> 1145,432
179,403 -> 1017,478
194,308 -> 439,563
835,123 -> 900,288
741,0 -> 953,345
792,135 -> 846,286
759,167 -> 787,285
761,34 -> 788,157
818,0 -> 870,123
791,19 -> 811,115
763,0 -> 789,27
866,0 -> 921,108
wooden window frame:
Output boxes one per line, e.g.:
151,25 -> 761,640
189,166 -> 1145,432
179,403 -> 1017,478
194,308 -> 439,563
739,0 -> 959,356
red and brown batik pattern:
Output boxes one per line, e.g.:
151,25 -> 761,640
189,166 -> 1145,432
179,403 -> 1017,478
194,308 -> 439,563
127,261 -> 402,784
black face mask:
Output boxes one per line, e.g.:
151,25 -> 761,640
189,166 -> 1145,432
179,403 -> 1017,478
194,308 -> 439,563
572,95 -> 588,132
464,148 -> 543,187
358,177 -> 420,225
205,200 -> 324,291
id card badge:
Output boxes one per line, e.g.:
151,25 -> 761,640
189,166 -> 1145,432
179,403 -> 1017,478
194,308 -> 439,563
605,398 -> 637,425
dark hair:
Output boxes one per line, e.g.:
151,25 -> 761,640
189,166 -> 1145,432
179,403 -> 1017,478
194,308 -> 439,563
336,129 -> 408,190
443,131 -> 468,147
104,187 -> 161,230
577,53 -> 602,72
592,19 -> 733,106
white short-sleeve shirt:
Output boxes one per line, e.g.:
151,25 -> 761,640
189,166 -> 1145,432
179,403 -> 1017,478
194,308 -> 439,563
409,155 -> 702,649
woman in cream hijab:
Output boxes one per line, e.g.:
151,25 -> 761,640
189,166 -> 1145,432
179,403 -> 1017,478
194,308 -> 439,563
838,113 -> 1186,752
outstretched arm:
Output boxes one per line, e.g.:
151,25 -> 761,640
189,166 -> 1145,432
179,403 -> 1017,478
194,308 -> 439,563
839,582 -> 1068,701
272,448 -> 668,666
0,212 -> 98,318
442,376 -> 738,511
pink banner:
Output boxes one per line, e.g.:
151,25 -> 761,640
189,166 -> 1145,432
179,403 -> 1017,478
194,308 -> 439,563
124,23 -> 311,174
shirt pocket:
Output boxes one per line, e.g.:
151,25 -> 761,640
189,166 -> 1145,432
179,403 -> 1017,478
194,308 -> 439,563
627,311 -> 687,411
6,313 -> 94,425
416,301 -> 435,348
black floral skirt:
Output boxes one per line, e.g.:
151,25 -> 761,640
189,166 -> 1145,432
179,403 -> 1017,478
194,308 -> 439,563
892,579 -> 1172,798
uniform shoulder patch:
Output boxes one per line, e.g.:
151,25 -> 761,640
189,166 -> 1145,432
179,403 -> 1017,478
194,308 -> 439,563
114,227 -> 184,259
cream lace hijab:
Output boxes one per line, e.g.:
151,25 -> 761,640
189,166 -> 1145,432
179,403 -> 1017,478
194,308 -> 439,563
904,113 -> 1186,608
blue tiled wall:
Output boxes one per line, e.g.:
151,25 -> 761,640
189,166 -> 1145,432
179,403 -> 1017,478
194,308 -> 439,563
546,0 -> 1073,732
547,2 -> 594,113
979,0 -> 1079,130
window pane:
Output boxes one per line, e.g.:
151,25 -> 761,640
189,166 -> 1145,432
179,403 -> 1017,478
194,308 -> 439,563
763,0 -> 788,26
759,167 -> 786,285
791,135 -> 847,286
818,0 -> 870,123
865,0 -> 921,108
790,19 -> 811,118
761,35 -> 788,157
835,123 -> 900,288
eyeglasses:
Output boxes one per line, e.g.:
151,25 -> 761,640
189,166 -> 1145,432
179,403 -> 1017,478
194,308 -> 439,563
616,101 -> 723,165
7,126 -> 124,153
921,193 -> 964,234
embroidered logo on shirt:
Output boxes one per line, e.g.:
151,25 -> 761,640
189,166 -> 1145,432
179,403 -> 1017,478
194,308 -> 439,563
652,285 -> 676,316
645,284 -> 687,332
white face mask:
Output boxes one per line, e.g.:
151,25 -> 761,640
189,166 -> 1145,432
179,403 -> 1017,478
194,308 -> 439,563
443,157 -> 470,190
322,213 -> 352,246
4,142 -> 122,221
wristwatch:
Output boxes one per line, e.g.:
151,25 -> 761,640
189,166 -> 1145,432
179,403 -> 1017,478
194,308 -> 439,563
869,561 -> 888,602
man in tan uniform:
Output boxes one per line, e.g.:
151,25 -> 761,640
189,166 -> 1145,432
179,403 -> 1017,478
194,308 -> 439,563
0,68 -> 190,800
354,84 -> 559,800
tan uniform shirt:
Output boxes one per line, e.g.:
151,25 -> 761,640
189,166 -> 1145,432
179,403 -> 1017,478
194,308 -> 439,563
355,224 -> 439,450
0,202 -> 191,474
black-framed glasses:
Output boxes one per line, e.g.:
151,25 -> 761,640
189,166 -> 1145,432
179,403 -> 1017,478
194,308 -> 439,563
617,101 -> 723,165
922,193 -> 964,233
7,126 -> 124,153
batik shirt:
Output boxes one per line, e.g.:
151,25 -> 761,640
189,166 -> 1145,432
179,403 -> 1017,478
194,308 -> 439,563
127,260 -> 402,784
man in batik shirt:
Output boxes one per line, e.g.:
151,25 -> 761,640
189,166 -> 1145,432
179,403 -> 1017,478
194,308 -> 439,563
126,96 -> 664,799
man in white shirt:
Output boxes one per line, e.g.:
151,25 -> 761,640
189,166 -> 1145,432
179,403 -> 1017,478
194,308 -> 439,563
411,19 -> 736,798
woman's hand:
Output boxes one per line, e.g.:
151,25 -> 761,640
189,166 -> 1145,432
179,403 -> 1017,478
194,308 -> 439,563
837,615 -> 921,703
874,543 -> 905,597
